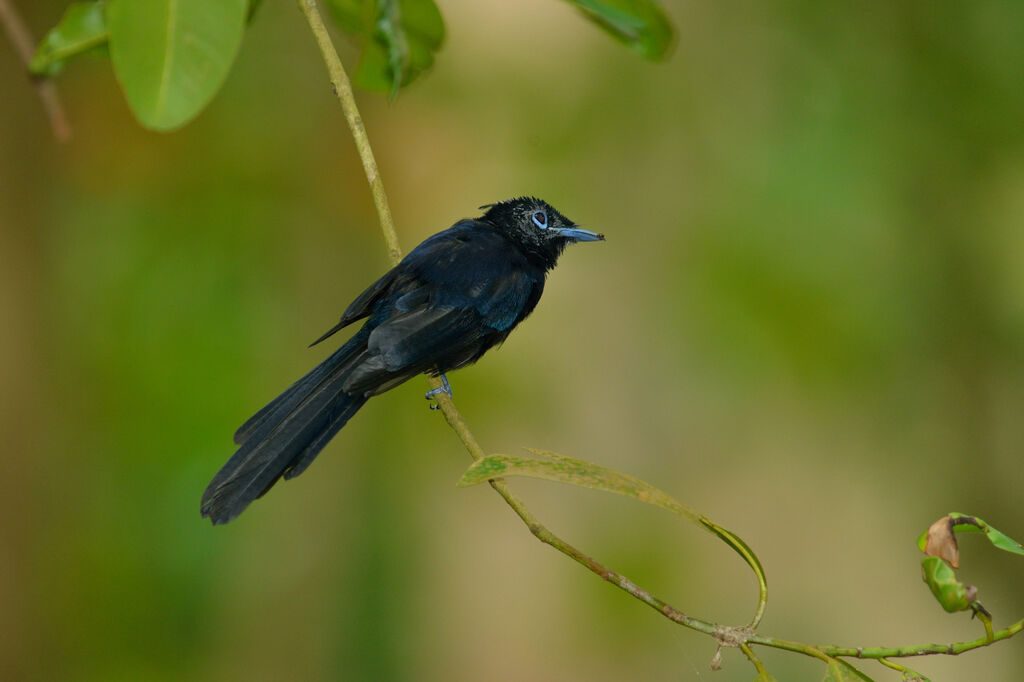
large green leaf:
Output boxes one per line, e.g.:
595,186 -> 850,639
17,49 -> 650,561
106,0 -> 248,131
327,0 -> 444,97
564,0 -> 673,60
459,449 -> 767,626
29,1 -> 109,78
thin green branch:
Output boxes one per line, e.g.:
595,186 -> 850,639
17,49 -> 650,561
879,656 -> 928,680
739,642 -> 769,677
976,607 -> 995,642
423,389 -> 718,633
491,472 -> 717,636
0,0 -> 72,141
296,0 -> 400,265
748,616 -> 1023,659
294,0 -> 1024,674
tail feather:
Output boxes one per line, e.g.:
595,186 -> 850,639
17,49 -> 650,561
201,334 -> 370,525
233,349 -> 344,445
283,395 -> 366,480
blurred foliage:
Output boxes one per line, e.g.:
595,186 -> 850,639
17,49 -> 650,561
28,1 -> 107,77
567,0 -> 674,59
327,0 -> 445,96
30,0 -> 672,128
3,0 -> 1024,680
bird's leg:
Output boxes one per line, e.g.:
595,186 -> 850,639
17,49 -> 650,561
425,373 -> 453,410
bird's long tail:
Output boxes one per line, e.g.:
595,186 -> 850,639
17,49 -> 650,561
201,331 -> 371,525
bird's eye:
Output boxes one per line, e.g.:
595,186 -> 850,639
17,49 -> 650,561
532,210 -> 548,229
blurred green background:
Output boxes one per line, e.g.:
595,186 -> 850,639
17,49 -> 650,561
3,1 -> 1024,680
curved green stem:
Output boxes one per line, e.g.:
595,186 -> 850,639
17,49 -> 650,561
976,607 -> 995,642
879,656 -> 927,679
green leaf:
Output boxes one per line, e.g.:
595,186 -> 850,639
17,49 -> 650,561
921,556 -> 974,613
327,0 -> 444,96
459,449 -> 768,624
824,658 -> 876,681
106,0 -> 248,131
901,672 -> 932,682
564,0 -> 673,60
947,512 -> 1024,556
30,2 -> 109,78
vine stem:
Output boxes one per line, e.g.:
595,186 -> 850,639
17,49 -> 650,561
739,643 -> 768,677
293,0 -> 1024,675
0,0 -> 72,142
879,657 -> 928,680
748,616 -> 1024,659
296,0 -> 401,265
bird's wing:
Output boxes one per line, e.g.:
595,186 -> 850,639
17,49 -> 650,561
368,305 -> 481,370
309,268 -> 400,347
308,221 -> 483,348
314,223 -> 544,386
340,227 -> 544,394
402,223 -> 545,328
371,276 -> 539,365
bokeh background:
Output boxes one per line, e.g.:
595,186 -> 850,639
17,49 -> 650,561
3,1 -> 1024,679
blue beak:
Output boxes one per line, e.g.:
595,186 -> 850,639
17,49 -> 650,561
555,226 -> 604,242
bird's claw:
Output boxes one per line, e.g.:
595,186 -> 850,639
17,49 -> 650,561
424,373 -> 452,409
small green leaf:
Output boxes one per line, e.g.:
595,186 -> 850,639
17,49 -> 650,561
106,0 -> 248,131
921,556 -> 974,613
822,660 -> 845,681
353,33 -> 397,93
328,0 -> 444,96
823,658 -> 876,681
30,1 -> 109,78
460,449 -> 768,625
563,0 -> 673,60
901,672 -> 932,682
947,512 -> 1024,556
460,450 -> 700,516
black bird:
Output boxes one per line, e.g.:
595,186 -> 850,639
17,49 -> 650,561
201,197 -> 603,524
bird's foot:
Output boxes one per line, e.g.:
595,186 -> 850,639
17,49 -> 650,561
425,374 -> 452,409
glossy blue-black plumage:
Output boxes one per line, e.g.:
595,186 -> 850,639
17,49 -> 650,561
201,197 -> 602,524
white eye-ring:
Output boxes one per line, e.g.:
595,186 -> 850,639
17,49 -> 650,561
532,210 -> 548,229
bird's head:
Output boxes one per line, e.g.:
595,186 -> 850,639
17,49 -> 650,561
480,197 -> 604,269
